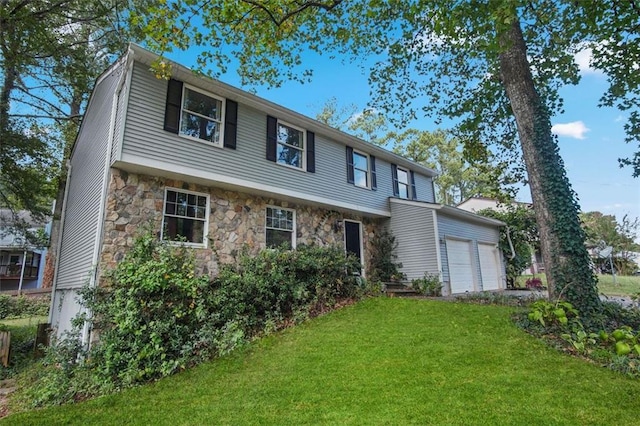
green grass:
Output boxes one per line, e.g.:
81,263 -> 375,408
518,274 -> 640,297
0,317 -> 47,327
596,274 -> 640,296
4,298 -> 640,425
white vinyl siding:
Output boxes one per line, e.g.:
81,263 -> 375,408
55,67 -> 121,290
118,62 -> 436,216
389,201 -> 440,281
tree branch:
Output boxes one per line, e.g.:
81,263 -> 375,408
240,0 -> 344,26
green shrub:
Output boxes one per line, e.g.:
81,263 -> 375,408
212,244 -> 362,333
82,232 -> 216,387
369,229 -> 405,283
0,295 -> 13,319
20,230 -> 364,408
0,295 -> 50,319
410,273 -> 442,296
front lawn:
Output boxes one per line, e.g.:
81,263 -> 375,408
5,298 -> 640,425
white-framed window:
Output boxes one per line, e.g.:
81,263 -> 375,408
276,121 -> 305,169
265,206 -> 296,249
353,150 -> 370,188
162,188 -> 209,246
179,85 -> 225,145
397,167 -> 410,199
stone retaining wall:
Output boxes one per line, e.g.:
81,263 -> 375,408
99,168 -> 381,280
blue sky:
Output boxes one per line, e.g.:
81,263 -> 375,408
166,46 -> 639,230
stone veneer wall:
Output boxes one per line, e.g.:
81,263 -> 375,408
99,169 -> 382,281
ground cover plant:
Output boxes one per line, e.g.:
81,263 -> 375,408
4,298 -> 640,425
516,297 -> 640,378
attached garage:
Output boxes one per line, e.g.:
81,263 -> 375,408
388,199 -> 505,296
445,239 -> 476,293
478,243 -> 501,291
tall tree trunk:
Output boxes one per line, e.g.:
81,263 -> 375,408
497,18 -> 601,317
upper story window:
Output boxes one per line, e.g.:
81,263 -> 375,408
164,79 -> 238,149
277,121 -> 305,169
392,164 -> 417,200
180,86 -> 225,145
266,116 -> 315,173
353,151 -> 369,188
265,206 -> 296,249
346,146 -> 377,190
162,188 -> 209,247
396,167 -> 410,199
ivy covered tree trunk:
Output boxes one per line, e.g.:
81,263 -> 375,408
498,18 -> 601,316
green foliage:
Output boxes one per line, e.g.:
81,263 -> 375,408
368,229 -> 405,283
0,295 -> 50,320
82,232 -> 218,387
12,299 -> 640,425
527,300 -> 579,330
0,320 -> 41,380
212,244 -> 362,333
581,212 -> 640,275
478,205 -> 539,287
392,129 -> 511,204
520,299 -> 640,378
20,230 -> 363,407
410,273 -> 442,296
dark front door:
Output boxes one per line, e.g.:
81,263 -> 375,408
344,220 -> 362,266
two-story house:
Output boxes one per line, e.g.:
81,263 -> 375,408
50,44 -> 505,339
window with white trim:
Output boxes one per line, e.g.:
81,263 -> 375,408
265,206 -> 296,249
353,150 -> 370,188
397,167 -> 410,199
162,188 -> 209,246
180,85 -> 225,145
276,121 -> 305,169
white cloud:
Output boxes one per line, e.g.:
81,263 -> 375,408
551,121 -> 590,140
573,43 -> 605,76
615,115 -> 625,123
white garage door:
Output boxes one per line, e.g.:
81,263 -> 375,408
478,243 -> 501,291
446,239 -> 475,293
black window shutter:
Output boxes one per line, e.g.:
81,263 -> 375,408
266,115 -> 277,162
391,164 -> 399,196
306,131 -> 315,173
223,99 -> 238,149
346,146 -> 354,184
164,79 -> 183,134
370,155 -> 377,190
410,170 -> 417,200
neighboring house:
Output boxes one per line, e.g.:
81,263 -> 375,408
0,210 -> 49,292
50,44 -> 506,340
456,196 -> 543,275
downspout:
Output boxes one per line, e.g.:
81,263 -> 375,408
505,226 -> 516,259
18,249 -> 27,294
